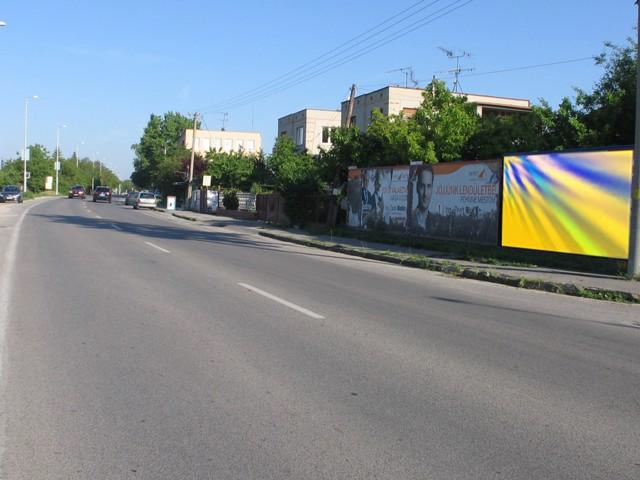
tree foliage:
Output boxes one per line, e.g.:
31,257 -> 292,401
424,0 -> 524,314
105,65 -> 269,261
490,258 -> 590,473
576,39 -> 636,146
0,145 -> 120,193
131,112 -> 196,191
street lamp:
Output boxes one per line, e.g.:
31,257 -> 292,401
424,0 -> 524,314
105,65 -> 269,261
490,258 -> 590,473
55,124 -> 67,195
23,95 -> 39,192
75,141 -> 85,167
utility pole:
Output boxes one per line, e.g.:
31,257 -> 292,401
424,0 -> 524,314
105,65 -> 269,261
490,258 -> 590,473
628,1 -> 640,278
345,84 -> 357,127
186,112 -> 199,205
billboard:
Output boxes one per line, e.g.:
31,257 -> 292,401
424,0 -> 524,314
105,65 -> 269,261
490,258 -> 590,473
346,160 -> 501,243
407,161 -> 501,244
501,149 -> 632,258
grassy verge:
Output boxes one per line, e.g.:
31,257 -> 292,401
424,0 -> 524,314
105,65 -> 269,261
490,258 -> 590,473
259,231 -> 639,304
306,226 -> 626,276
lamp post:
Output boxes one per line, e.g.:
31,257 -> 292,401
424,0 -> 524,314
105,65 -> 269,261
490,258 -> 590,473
628,0 -> 640,278
23,95 -> 39,192
55,124 -> 67,195
75,141 -> 84,167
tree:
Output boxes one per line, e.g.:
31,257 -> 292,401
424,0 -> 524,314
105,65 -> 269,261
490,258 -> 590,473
413,80 -> 479,163
576,39 -> 636,146
131,112 -> 196,190
270,136 -> 324,226
317,126 -> 364,188
205,150 -> 256,191
362,111 -> 427,166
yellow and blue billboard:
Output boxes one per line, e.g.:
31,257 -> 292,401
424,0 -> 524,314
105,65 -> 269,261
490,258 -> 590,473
502,149 -> 633,258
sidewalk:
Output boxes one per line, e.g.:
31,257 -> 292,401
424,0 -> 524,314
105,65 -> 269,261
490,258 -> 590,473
159,208 -> 640,303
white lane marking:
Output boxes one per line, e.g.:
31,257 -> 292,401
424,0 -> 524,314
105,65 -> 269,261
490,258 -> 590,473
111,223 -> 122,231
144,241 -> 170,253
95,215 -> 102,219
0,200 -> 42,464
237,283 -> 324,319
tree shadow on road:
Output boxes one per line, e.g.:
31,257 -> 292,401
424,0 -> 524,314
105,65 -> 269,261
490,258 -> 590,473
31,213 -> 376,264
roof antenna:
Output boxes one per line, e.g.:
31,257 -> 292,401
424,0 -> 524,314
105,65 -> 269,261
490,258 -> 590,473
438,47 -> 474,93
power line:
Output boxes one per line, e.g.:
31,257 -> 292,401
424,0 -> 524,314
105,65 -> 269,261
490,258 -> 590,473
455,56 -> 596,78
198,0 -> 439,113
204,0 -> 473,113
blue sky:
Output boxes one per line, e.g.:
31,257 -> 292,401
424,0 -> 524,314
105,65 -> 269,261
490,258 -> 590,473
0,1 -> 635,179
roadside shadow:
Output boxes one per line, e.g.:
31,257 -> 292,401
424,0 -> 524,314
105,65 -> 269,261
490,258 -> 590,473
31,213 -> 375,264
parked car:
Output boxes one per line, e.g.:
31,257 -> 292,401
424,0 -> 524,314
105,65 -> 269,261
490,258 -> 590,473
0,185 -> 23,203
133,191 -> 158,209
125,191 -> 138,206
93,186 -> 112,203
68,185 -> 86,199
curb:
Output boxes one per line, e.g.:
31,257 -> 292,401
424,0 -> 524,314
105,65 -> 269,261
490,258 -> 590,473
172,212 -> 197,222
258,231 -> 640,304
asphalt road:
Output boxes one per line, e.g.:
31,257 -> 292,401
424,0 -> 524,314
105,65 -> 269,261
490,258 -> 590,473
0,197 -> 638,479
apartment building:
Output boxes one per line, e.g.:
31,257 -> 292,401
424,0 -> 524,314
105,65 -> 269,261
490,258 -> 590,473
182,129 -> 262,155
277,109 -> 342,155
340,86 -> 531,131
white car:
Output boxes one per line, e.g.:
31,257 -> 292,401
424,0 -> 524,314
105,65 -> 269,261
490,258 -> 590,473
133,192 -> 157,209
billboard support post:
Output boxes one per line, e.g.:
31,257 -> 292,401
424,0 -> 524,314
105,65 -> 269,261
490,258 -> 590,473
628,1 -> 640,278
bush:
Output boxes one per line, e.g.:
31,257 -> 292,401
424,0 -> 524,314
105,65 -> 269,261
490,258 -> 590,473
222,189 -> 239,210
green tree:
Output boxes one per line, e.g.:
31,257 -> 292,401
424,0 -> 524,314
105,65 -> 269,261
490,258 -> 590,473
362,111 -> 427,166
576,39 -> 636,146
270,136 -> 324,226
413,80 -> 479,163
316,126 -> 364,188
131,112 -> 196,190
205,150 -> 257,190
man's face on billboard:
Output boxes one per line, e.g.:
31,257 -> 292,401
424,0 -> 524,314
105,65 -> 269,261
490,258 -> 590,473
417,169 -> 433,209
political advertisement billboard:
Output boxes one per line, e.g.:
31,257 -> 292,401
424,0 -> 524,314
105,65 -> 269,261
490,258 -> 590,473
345,160 -> 501,243
407,161 -> 501,244
501,149 -> 632,258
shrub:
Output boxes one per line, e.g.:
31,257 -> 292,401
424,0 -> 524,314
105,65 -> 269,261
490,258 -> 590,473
222,189 -> 239,210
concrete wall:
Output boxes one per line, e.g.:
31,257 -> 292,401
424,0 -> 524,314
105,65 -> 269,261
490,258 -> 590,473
183,129 -> 262,155
341,86 -> 532,131
277,109 -> 341,155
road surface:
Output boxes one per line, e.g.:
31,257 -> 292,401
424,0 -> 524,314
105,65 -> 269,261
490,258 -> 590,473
0,197 -> 638,479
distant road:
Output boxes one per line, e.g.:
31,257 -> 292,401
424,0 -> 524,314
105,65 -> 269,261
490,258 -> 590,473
1,197 -> 638,479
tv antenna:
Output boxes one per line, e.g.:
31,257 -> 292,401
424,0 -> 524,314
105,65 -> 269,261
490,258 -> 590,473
221,112 -> 229,131
438,47 -> 474,92
386,66 -> 419,88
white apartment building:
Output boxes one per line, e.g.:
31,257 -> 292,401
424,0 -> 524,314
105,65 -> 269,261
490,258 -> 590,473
182,129 -> 262,156
277,109 -> 342,155
340,86 -> 531,131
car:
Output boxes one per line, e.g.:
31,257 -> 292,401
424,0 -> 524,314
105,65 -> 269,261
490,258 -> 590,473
68,185 -> 86,199
0,185 -> 23,203
93,186 -> 112,203
125,191 -> 138,206
133,191 -> 158,209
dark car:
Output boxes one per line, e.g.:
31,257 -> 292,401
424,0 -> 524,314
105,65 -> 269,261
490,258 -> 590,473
93,186 -> 112,203
0,185 -> 23,203
68,185 -> 86,199
125,191 -> 138,206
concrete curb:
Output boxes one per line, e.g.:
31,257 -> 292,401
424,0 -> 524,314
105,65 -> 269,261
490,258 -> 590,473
171,212 -> 197,222
258,231 -> 640,304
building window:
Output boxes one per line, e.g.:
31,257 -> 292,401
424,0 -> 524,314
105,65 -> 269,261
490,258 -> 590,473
322,127 -> 331,143
280,131 -> 287,137
200,138 -> 210,151
402,108 -> 418,118
350,115 -> 356,126
212,138 -> 222,150
246,140 -> 255,152
223,139 -> 233,151
235,139 -> 244,151
295,126 -> 304,146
